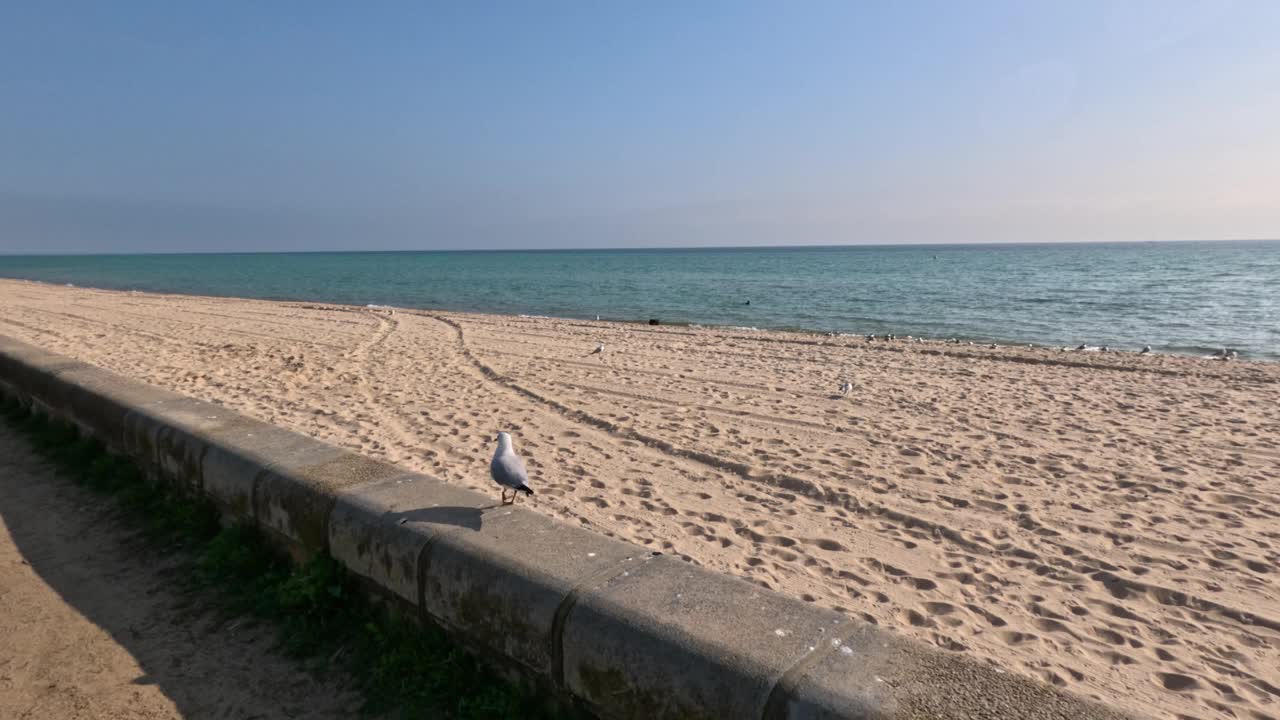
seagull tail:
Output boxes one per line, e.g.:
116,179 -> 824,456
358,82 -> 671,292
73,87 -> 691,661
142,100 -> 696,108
518,484 -> 534,496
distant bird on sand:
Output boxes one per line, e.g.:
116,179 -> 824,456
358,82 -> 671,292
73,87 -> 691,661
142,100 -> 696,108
838,381 -> 853,396
587,342 -> 605,357
491,432 -> 534,505
1140,345 -> 1151,354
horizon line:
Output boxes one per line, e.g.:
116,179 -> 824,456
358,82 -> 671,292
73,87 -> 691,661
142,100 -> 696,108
3,237 -> 1279,258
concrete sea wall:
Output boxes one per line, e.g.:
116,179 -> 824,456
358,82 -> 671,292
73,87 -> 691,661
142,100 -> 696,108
0,335 -> 1131,720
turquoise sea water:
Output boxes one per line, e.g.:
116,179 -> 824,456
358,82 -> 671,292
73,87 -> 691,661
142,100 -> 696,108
2,241 -> 1278,360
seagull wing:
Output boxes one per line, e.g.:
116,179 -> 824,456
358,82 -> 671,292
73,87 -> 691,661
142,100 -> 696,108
490,451 -> 530,490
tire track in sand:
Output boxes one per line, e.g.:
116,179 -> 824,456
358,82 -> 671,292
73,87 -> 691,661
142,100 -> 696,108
336,309 -> 421,460
433,312 -> 1280,640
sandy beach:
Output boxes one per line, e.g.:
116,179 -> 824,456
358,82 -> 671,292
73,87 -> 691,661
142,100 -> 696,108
1,278 -> 1277,720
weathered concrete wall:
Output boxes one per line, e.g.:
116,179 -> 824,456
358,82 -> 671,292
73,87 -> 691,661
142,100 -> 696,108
0,335 -> 1134,720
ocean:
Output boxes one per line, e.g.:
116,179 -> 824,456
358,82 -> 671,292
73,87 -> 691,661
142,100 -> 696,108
2,241 -> 1277,360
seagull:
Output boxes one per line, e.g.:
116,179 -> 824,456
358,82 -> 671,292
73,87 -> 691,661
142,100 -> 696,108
490,431 -> 534,505
1140,345 -> 1151,354
587,342 -> 605,357
838,381 -> 853,396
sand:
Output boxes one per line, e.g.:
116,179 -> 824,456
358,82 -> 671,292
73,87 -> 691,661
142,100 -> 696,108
0,422 -> 363,719
1,278 -> 1277,720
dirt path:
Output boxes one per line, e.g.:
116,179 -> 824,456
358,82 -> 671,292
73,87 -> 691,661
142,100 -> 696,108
0,424 -> 363,720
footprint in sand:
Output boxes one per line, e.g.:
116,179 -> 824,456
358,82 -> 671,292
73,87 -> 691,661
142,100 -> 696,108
1156,672 -> 1200,692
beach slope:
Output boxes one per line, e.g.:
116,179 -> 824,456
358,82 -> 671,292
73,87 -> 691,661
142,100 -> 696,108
1,278 -> 1276,719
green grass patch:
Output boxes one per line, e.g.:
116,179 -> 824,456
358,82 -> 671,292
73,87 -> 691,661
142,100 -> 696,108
1,396 -> 565,720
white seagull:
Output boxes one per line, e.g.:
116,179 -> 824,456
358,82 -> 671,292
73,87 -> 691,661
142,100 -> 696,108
491,431 -> 535,505
838,381 -> 853,396
587,342 -> 605,357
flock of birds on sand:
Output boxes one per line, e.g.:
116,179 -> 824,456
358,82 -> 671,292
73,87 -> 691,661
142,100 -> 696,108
858,333 -> 1238,359
489,331 -> 1242,502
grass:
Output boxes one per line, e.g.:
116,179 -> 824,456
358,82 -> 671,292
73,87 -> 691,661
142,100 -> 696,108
1,396 -> 565,720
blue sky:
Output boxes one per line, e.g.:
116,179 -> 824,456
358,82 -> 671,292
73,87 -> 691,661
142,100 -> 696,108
1,1 -> 1277,252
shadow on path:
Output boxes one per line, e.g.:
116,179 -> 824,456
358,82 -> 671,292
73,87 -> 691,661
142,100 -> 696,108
0,425 -> 364,720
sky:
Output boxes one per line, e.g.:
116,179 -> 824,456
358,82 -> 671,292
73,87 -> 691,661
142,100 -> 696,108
1,1 -> 1278,253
